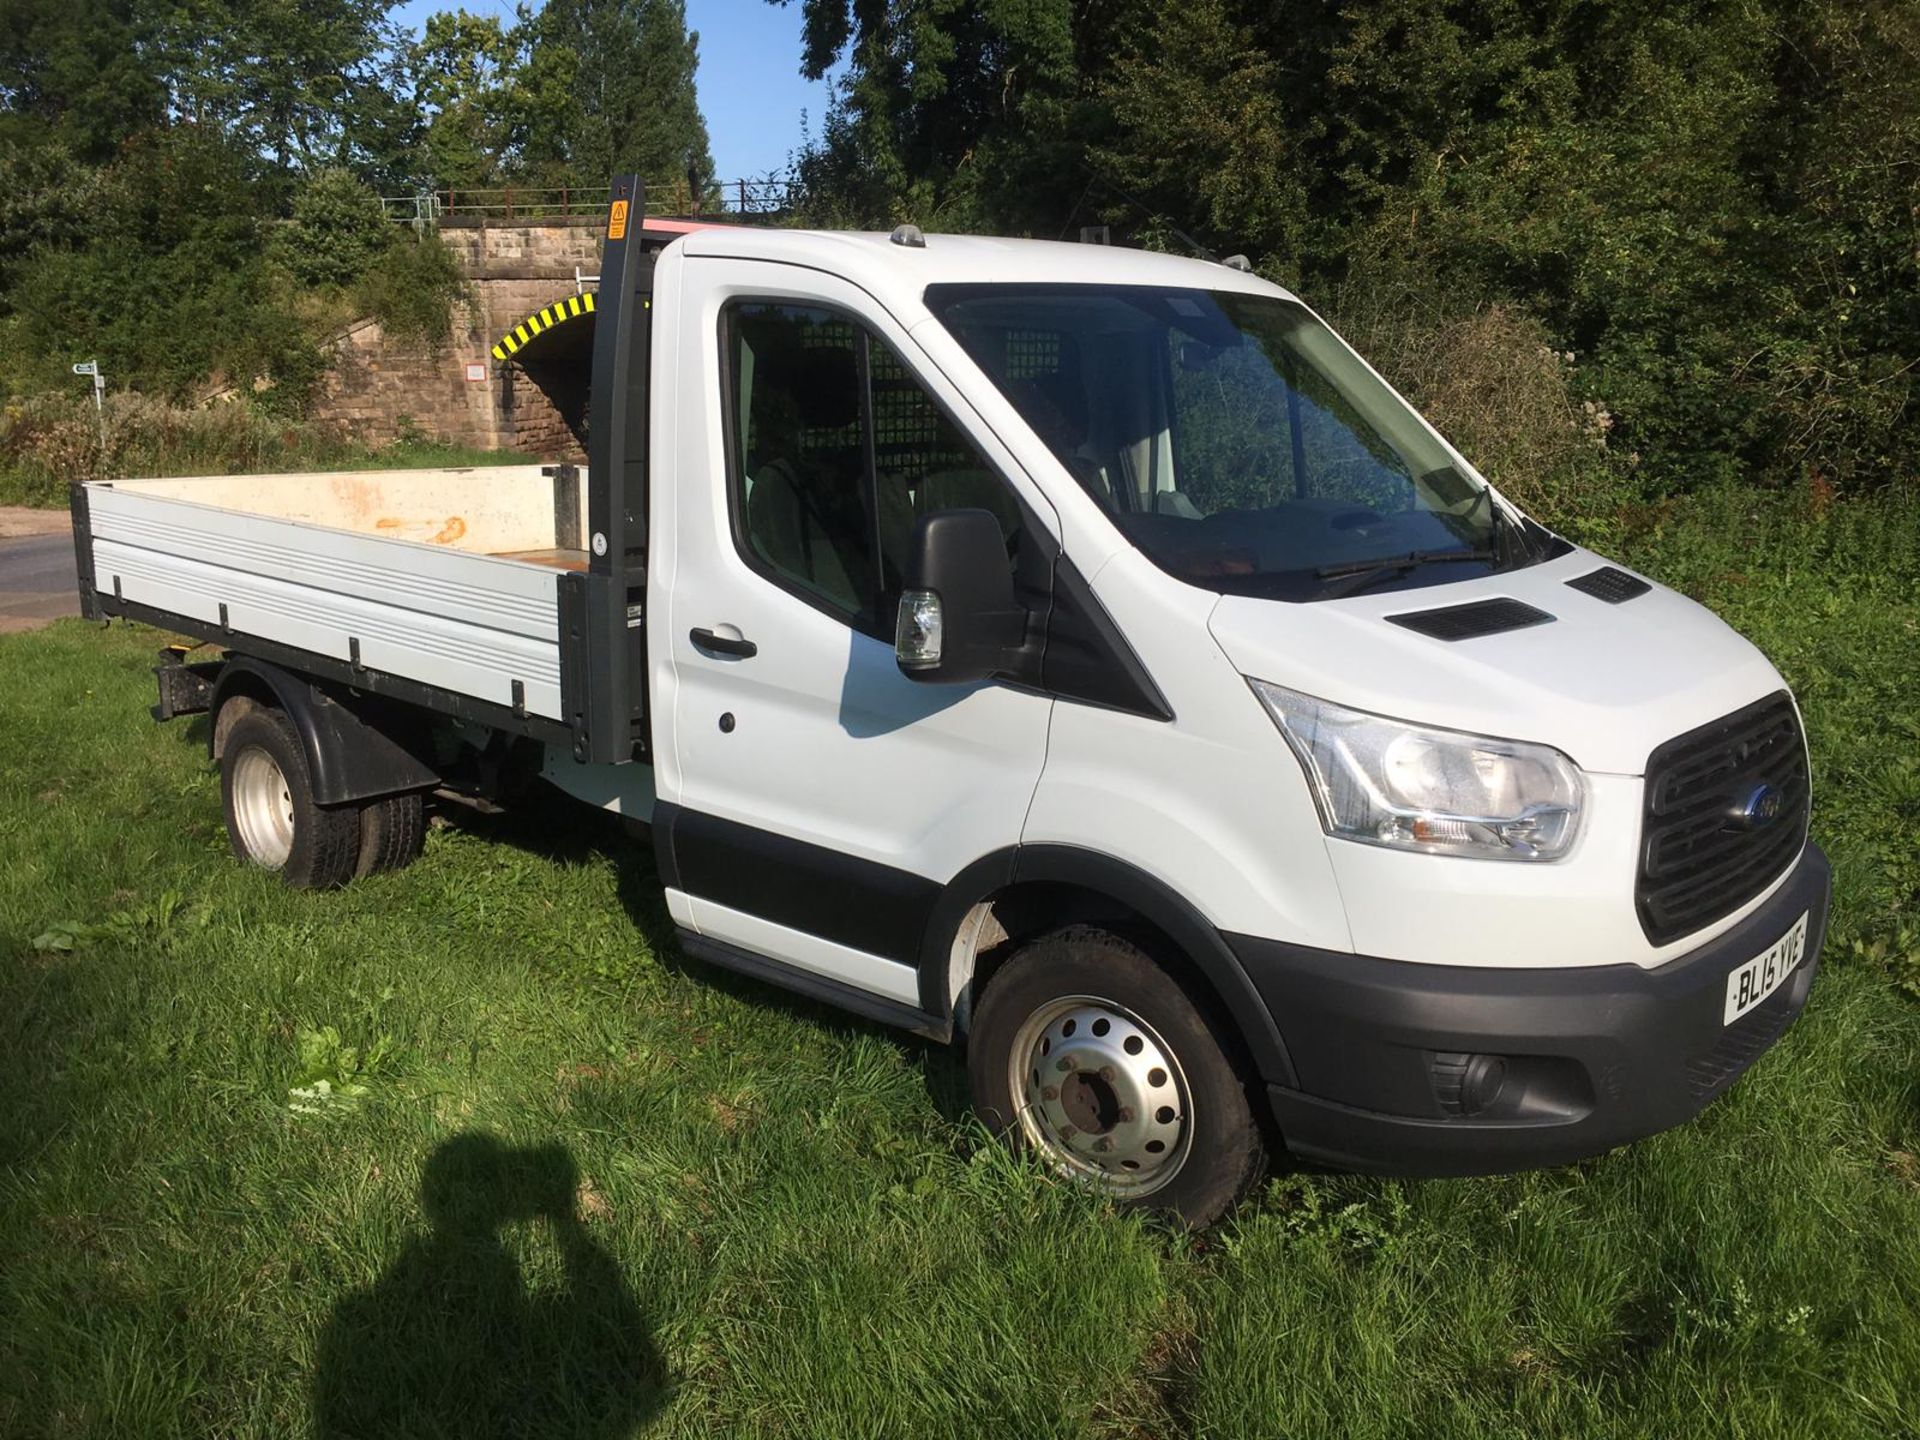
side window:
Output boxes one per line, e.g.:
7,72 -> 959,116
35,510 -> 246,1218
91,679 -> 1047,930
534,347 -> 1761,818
728,304 -> 874,616
867,343 -> 1023,594
725,301 -> 1030,636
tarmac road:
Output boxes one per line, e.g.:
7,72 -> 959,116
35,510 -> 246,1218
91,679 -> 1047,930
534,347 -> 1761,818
0,521 -> 80,633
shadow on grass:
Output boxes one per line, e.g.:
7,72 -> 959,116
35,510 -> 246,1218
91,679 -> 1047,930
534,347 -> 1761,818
436,792 -> 975,1126
312,1133 -> 667,1439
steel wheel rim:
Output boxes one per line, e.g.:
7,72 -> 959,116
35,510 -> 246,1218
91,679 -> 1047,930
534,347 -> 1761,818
231,746 -> 295,868
1008,993 -> 1194,1198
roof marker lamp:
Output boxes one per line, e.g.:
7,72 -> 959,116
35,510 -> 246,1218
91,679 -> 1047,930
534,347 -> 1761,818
1250,679 -> 1584,861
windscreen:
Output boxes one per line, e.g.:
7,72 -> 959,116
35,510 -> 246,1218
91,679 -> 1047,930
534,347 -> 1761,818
926,283 -> 1548,600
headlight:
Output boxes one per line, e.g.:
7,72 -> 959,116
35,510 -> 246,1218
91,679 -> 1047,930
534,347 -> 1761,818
1250,679 -> 1584,861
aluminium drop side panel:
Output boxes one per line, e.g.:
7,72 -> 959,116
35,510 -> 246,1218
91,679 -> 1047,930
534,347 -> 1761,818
84,483 -> 567,720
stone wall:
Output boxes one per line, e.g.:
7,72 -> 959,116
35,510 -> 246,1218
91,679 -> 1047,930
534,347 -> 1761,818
439,217 -> 605,284
308,218 -> 605,461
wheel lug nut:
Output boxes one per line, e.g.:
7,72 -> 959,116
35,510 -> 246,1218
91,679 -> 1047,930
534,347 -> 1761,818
1041,1085 -> 1059,1102
1094,1138 -> 1113,1152
1117,1106 -> 1135,1123
1057,1057 -> 1076,1073
1099,1065 -> 1117,1083
1058,1124 -> 1076,1140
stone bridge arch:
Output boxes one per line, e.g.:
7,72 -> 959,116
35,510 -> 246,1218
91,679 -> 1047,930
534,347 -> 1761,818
307,217 -> 612,459
309,216 -> 727,461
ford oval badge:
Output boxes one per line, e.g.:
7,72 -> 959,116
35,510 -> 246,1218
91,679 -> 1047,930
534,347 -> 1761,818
1738,783 -> 1785,828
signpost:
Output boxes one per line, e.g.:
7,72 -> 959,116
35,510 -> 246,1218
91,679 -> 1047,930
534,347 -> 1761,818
72,360 -> 106,447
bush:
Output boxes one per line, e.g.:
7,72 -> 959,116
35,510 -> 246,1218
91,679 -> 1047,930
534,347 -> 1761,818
1323,281 -> 1634,541
275,169 -> 394,288
0,393 -> 512,507
353,231 -> 469,347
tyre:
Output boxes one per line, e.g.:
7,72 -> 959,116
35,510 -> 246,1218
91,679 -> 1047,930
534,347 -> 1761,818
219,705 -> 361,889
968,926 -> 1267,1227
355,791 -> 426,878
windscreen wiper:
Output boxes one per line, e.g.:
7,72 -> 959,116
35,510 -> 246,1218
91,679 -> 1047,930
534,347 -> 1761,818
1461,483 -> 1541,565
1314,546 -> 1497,599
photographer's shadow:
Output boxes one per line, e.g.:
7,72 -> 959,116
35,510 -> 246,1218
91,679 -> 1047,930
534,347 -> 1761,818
313,1133 -> 666,1439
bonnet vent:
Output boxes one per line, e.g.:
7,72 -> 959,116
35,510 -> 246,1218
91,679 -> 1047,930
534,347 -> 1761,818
1386,598 -> 1555,642
1565,566 -> 1652,604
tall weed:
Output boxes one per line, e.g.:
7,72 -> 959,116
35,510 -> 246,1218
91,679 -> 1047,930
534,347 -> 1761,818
0,393 -> 513,506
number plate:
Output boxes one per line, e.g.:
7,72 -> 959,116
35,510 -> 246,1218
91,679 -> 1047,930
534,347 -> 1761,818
1723,911 -> 1809,1026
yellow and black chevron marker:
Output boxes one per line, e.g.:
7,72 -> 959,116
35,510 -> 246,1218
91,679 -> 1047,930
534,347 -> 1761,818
490,292 -> 597,362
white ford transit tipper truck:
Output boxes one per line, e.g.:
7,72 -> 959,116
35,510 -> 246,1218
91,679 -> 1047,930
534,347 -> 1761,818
74,178 -> 1828,1224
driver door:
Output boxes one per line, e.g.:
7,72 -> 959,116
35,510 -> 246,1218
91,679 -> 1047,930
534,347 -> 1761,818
653,257 -> 1058,1007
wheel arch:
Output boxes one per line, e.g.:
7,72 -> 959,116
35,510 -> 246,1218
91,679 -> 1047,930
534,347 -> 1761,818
918,844 -> 1298,1089
209,656 -> 440,806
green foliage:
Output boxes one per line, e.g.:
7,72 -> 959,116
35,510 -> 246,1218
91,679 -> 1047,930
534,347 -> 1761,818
0,391 -> 520,507
287,1023 -> 395,1116
0,0 -> 722,411
0,0 -> 404,170
164,0 -> 407,170
0,0 -> 169,160
411,9 -> 522,188
398,0 -> 717,197
274,168 -> 392,287
29,887 -> 205,954
0,135 -> 102,296
0,127 -> 332,404
790,0 -> 1920,506
352,229 -> 468,348
519,0 -> 716,193
783,0 -> 1088,229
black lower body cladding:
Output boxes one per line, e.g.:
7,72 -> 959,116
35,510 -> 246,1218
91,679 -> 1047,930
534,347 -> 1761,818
1234,843 -> 1831,1175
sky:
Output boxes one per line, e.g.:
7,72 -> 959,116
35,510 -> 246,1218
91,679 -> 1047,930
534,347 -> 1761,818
388,0 -> 837,180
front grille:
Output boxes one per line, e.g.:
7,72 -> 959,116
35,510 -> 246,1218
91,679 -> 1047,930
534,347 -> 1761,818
1637,692 -> 1808,944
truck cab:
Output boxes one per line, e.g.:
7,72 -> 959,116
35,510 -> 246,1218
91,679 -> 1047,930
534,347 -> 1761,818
77,182 -> 1829,1224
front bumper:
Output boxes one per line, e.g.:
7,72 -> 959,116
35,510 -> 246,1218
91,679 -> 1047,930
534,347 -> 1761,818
1230,842 -> 1831,1175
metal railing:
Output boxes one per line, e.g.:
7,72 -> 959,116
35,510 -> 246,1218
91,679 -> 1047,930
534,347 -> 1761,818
381,178 -> 795,227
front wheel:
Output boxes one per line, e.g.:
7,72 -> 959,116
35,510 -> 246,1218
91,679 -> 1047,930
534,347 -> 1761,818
968,926 -> 1267,1227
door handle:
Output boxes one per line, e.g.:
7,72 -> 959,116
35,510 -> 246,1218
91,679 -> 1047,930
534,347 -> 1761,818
690,626 -> 757,659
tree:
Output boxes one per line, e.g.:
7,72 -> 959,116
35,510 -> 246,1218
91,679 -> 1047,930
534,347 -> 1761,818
0,0 -> 167,161
520,0 -> 715,200
770,0 -> 1099,229
161,0 -> 409,170
0,136 -> 103,300
411,9 -> 521,188
781,0 -> 1920,501
274,167 -> 393,287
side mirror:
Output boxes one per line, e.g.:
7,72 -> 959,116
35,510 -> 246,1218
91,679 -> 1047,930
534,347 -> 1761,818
895,508 -> 1027,683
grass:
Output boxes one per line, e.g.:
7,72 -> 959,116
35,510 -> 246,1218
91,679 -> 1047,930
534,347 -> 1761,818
1,491 -> 1917,1438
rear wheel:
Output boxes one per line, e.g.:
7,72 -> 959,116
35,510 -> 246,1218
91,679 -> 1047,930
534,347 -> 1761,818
968,926 -> 1267,1227
355,791 -> 426,878
220,706 -> 360,889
